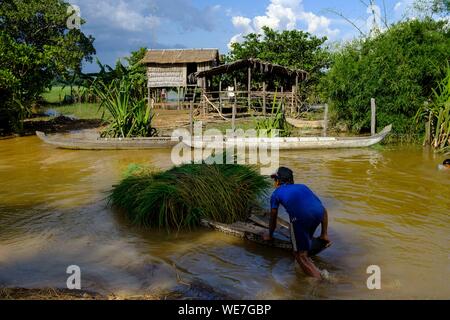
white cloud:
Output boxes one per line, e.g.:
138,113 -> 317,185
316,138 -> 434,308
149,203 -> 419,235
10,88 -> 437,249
86,1 -> 160,32
394,2 -> 403,12
70,0 -> 221,71
232,16 -> 254,34
228,0 -> 340,48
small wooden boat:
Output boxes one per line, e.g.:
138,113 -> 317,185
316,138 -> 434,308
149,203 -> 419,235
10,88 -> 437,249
201,214 -> 331,255
201,216 -> 293,251
183,124 -> 392,150
36,131 -> 178,150
286,118 -> 324,129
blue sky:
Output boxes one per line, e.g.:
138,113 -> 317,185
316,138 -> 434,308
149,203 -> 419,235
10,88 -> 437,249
71,0 -> 419,72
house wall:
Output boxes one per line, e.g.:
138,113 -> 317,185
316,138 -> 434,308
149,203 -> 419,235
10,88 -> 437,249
147,61 -> 216,88
147,64 -> 187,88
196,62 -> 213,88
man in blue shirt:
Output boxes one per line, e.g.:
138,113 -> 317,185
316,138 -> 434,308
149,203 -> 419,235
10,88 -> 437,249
263,167 -> 331,279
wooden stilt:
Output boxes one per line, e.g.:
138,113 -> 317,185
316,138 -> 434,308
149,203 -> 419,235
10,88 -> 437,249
295,75 -> 299,114
233,78 -> 237,132
219,80 -> 223,114
262,82 -> 266,116
247,67 -> 252,110
190,90 -> 197,136
291,85 -> 295,116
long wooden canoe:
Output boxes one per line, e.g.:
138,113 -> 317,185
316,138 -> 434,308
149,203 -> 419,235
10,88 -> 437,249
286,118 -> 324,129
202,215 -> 331,255
183,124 -> 392,150
36,131 -> 178,150
201,218 -> 293,250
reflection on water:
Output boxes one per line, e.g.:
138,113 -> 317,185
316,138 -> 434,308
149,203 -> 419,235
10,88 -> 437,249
0,136 -> 449,299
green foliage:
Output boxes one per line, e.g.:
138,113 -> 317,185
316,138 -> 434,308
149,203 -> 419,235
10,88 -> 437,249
227,27 -> 331,103
92,76 -> 156,138
109,164 -> 270,231
0,0 -> 95,133
321,18 -> 450,134
254,95 -> 293,137
412,0 -> 450,17
415,64 -> 450,152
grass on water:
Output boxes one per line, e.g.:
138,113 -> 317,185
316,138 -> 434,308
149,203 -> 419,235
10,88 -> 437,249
109,163 -> 271,231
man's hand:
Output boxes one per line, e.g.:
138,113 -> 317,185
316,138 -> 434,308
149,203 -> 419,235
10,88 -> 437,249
262,232 -> 273,241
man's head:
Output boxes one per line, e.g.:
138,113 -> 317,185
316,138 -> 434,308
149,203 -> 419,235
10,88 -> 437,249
271,167 -> 294,187
444,159 -> 450,168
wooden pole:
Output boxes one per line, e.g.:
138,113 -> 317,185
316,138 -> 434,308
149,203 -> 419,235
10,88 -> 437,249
232,100 -> 236,132
425,108 -> 432,146
232,78 -> 237,132
190,90 -> 197,136
323,104 -> 329,137
247,67 -> 252,110
295,76 -> 299,113
262,82 -> 266,116
147,87 -> 151,110
291,85 -> 295,116
371,98 -> 376,136
219,80 -> 223,114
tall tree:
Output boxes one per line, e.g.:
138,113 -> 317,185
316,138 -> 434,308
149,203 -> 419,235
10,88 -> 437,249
0,0 -> 95,133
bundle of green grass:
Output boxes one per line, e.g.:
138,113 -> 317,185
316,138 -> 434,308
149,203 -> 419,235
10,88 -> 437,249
110,164 -> 270,230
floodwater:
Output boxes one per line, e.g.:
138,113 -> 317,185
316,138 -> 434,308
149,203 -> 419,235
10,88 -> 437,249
0,135 -> 449,299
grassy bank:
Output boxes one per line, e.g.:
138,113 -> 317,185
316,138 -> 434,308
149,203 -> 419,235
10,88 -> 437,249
40,86 -> 108,120
41,86 -> 83,104
45,103 -> 108,120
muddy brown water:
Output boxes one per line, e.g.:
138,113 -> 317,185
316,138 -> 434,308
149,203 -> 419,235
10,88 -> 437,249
0,135 -> 449,299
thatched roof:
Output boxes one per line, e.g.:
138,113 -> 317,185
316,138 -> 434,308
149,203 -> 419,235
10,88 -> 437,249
193,58 -> 309,80
142,49 -> 219,64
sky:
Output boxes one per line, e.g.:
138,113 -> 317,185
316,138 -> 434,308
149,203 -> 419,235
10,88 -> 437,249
69,0 -> 421,72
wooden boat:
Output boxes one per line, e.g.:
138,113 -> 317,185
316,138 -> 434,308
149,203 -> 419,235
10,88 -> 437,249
286,118 -> 324,129
201,214 -> 331,255
36,131 -> 178,150
201,215 -> 293,251
183,124 -> 392,150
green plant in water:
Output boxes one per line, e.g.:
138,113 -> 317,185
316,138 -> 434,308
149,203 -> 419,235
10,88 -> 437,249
93,77 -> 157,138
109,163 -> 271,231
253,94 -> 293,137
415,64 -> 450,153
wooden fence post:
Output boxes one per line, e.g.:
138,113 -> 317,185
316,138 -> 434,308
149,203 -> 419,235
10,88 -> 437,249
233,78 -> 238,131
291,85 -> 295,116
232,101 -> 236,132
262,82 -> 266,116
323,104 -> 329,137
371,98 -> 376,136
425,108 -> 432,146
219,80 -> 223,114
247,67 -> 252,110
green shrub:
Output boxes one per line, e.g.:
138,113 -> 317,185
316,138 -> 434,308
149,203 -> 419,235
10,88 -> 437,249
321,18 -> 450,135
254,95 -> 293,137
415,64 -> 450,152
93,76 -> 156,138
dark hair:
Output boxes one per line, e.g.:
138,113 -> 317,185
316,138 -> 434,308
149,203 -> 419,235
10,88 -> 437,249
444,159 -> 450,166
272,167 -> 294,184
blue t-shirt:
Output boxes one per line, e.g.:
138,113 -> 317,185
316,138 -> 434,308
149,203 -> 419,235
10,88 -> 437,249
271,184 -> 325,223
